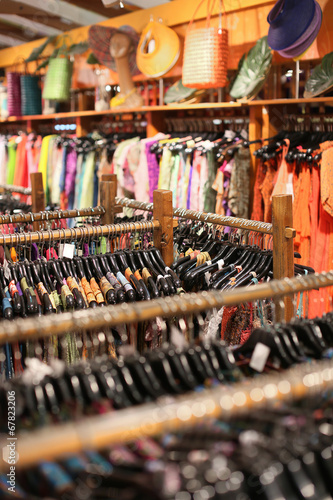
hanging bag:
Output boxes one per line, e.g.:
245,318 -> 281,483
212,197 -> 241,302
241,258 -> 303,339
182,0 -> 228,89
42,39 -> 73,102
20,61 -> 42,116
7,59 -> 23,117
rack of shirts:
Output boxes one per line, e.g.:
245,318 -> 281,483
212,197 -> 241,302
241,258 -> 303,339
1,269 -> 332,471
111,121 -> 252,217
0,130 -> 147,211
251,127 -> 333,317
0,120 -> 253,220
112,185 -> 295,320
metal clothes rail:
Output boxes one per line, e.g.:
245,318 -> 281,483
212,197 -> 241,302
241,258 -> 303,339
115,196 -> 295,238
0,206 -> 105,225
0,220 -> 158,247
10,357 -> 333,469
0,184 -> 32,195
0,271 -> 331,345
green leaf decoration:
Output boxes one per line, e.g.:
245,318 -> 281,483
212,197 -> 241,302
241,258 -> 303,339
35,58 -> 50,72
304,51 -> 333,98
35,46 -> 60,73
87,52 -> 100,65
230,36 -> 272,101
67,41 -> 89,55
26,35 -> 57,62
164,79 -> 197,104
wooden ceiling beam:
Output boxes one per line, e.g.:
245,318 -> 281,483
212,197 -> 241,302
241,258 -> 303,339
10,0 -> 108,26
0,1 -> 79,31
0,14 -> 62,36
0,21 -> 39,39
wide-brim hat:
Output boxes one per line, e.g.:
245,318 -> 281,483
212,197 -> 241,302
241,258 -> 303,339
267,0 -> 316,51
278,1 -> 322,58
88,24 -> 141,75
136,21 -> 180,78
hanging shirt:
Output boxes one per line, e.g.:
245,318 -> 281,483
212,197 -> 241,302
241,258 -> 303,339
79,151 -> 95,209
0,136 -> 7,185
38,135 -> 57,192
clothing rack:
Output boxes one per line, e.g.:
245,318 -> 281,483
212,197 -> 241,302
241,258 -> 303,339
0,269 -> 331,345
0,173 -> 115,228
6,270 -> 333,470
0,184 -> 32,195
0,206 -> 106,225
114,190 -> 295,320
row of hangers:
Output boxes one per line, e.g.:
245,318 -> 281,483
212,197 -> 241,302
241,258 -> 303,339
3,292 -> 333,432
173,220 -> 312,291
254,130 -> 331,163
7,400 -> 333,499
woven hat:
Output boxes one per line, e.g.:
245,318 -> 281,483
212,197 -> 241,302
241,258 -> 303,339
267,0 -> 316,51
136,21 -> 180,78
88,24 -> 141,75
277,1 -> 322,58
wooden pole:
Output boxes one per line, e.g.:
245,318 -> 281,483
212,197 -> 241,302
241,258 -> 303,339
100,174 -> 122,218
272,194 -> 295,322
153,189 -> 173,267
11,357 -> 333,470
30,172 -> 45,231
99,180 -> 117,225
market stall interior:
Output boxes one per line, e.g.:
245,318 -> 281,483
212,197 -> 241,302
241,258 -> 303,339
0,0 -> 333,498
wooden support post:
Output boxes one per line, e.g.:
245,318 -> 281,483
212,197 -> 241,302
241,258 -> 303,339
100,174 -> 122,217
249,105 -> 262,215
272,194 -> 295,322
30,172 -> 45,231
101,174 -> 117,185
146,111 -> 164,138
99,181 -> 117,225
153,189 -> 173,267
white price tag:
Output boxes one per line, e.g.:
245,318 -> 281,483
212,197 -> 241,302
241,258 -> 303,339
58,244 -> 64,258
204,271 -> 211,286
217,259 -> 224,270
225,130 -> 236,140
240,129 -> 249,140
249,342 -> 270,372
3,259 -> 10,280
63,243 -> 75,259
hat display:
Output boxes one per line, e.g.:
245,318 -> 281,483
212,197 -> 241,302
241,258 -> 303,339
267,0 -> 316,51
136,21 -> 180,78
88,24 -> 141,75
267,0 -> 322,60
274,0 -> 322,59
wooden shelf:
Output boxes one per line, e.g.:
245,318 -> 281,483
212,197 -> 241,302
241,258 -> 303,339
0,102 -> 244,124
1,97 -> 333,125
247,97 -> 333,106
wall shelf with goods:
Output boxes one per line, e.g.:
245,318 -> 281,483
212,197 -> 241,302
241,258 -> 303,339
1,96 -> 333,134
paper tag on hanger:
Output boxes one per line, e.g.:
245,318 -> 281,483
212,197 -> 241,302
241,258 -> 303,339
217,259 -> 224,270
249,342 -> 270,373
58,244 -> 64,259
240,129 -> 249,140
3,259 -> 10,281
225,130 -> 236,140
204,271 -> 211,286
63,243 -> 75,259
170,325 -> 187,349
